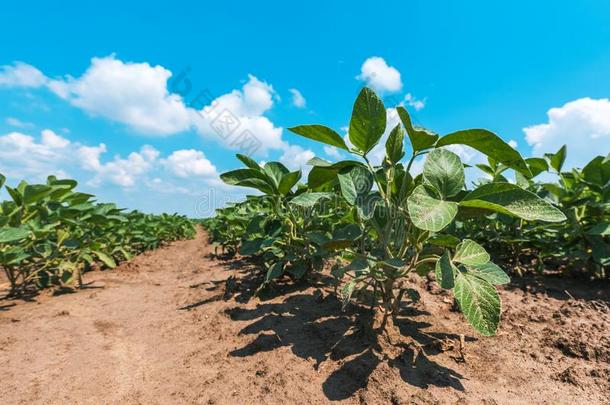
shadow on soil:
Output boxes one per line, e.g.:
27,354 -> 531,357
226,291 -> 466,401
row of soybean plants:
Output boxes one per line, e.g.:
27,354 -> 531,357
0,174 -> 195,295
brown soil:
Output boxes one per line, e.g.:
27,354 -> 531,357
1,229 -> 609,404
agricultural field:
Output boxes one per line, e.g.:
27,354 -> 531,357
1,87 -> 608,404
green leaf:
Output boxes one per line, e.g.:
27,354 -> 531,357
525,157 -> 549,178
587,222 -> 610,236
582,155 -> 610,187
355,193 -> 381,220
461,183 -> 566,222
263,162 -> 289,188
341,280 -> 357,310
23,184 -> 52,204
349,87 -> 386,154
423,149 -> 465,198
0,226 -> 30,243
337,166 -> 373,205
220,168 -> 275,194
428,234 -> 460,248
278,170 -> 301,195
435,251 -> 455,289
396,106 -> 438,151
307,166 -> 337,189
547,145 -> 567,173
289,192 -> 333,207
454,239 -> 490,266
236,154 -> 260,169
289,125 -> 349,151
92,250 -> 117,268
468,262 -> 510,285
0,173 -> 5,189
437,129 -> 531,177
453,271 -> 501,336
407,185 -> 458,232
265,261 -> 285,282
385,124 -> 405,164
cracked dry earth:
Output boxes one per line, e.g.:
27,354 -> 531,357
1,229 -> 609,404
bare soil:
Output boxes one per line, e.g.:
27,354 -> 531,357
1,229 -> 609,404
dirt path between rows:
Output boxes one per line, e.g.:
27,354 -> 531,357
1,229 -> 609,404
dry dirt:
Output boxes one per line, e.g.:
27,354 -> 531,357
1,229 -> 609,405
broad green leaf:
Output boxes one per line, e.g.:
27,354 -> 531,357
220,169 -> 275,194
289,125 -> 349,151
428,234 -> 460,248
407,185 -> 458,232
546,145 -> 567,173
0,173 -> 5,189
461,183 -> 566,222
278,170 -> 301,195
423,149 -> 465,198
435,250 -> 455,289
307,166 -> 337,189
265,261 -> 285,282
289,192 -> 333,207
525,157 -> 549,178
582,155 -> 610,187
587,222 -> 610,236
92,250 -> 117,268
453,271 -> 501,336
236,154 -> 260,169
23,184 -> 52,204
385,124 -> 405,164
454,239 -> 490,266
589,236 -> 610,266
437,129 -> 531,177
263,162 -> 289,188
349,87 -> 386,154
337,166 -> 373,205
468,262 -> 510,285
0,226 -> 30,243
396,106 -> 438,151
355,193 -> 381,220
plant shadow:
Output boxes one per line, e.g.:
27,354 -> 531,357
227,292 -> 467,401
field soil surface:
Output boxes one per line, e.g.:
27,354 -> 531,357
1,229 -> 609,404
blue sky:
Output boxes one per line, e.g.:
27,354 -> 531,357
1,0 -> 610,216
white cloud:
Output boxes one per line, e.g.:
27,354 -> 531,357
5,117 -> 34,128
193,74 -> 284,156
524,97 -> 610,168
323,145 -> 343,160
279,143 -> 315,172
0,62 -> 48,88
49,56 -> 192,135
163,149 -> 217,178
356,57 -> 402,94
289,88 -> 306,108
0,130 -> 72,180
404,93 -> 426,111
0,128 -> 220,191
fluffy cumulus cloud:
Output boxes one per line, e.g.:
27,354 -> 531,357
288,88 -> 306,108
0,56 -> 304,158
524,97 -> 610,168
163,149 -> 218,178
0,62 -> 48,87
192,74 -> 284,156
356,57 -> 402,94
0,128 -> 219,191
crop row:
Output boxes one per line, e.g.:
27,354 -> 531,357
0,175 -> 195,294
